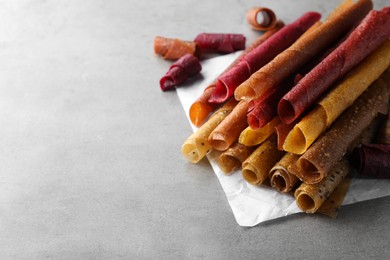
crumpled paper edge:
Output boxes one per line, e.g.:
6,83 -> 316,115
176,52 -> 390,227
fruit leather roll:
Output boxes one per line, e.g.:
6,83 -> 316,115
296,79 -> 389,184
208,100 -> 249,151
352,144 -> 390,179
269,153 -> 300,193
278,6 -> 390,125
189,24 -> 283,127
294,159 -> 351,213
246,7 -> 278,31
181,99 -> 238,163
208,12 -> 320,104
234,0 -> 373,101
194,33 -> 246,54
154,36 -> 197,60
217,143 -> 255,175
238,117 -> 280,147
242,135 -> 285,185
160,54 -> 201,91
283,41 -> 390,154
247,76 -> 296,130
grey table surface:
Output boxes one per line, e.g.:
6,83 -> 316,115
0,0 -> 389,259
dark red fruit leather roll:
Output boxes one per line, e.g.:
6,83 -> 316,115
194,33 -> 246,54
353,144 -> 390,178
159,54 -> 201,91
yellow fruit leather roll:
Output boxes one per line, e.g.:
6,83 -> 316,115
269,153 -> 301,193
294,159 -> 351,213
217,143 -> 255,175
181,99 -> 238,163
242,135 -> 285,185
296,78 -> 389,184
283,41 -> 390,154
238,117 -> 280,146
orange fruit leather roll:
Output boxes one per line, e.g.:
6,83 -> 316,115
217,143 -> 256,175
295,78 -> 389,184
283,41 -> 390,154
208,100 -> 249,151
234,0 -> 373,101
242,135 -> 285,185
294,159 -> 351,213
189,22 -> 284,127
154,36 -> 197,60
269,153 -> 300,193
246,7 -> 278,31
181,98 -> 238,163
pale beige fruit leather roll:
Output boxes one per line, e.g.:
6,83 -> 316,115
181,98 -> 238,163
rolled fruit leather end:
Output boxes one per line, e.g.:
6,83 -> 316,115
283,127 -> 307,155
209,81 -> 230,103
218,154 -> 241,175
297,158 -> 323,184
189,102 -> 214,127
160,76 -> 176,91
246,7 -> 278,31
278,97 -> 298,125
270,170 -> 289,192
242,164 -> 263,185
181,143 -> 201,163
208,133 -> 230,151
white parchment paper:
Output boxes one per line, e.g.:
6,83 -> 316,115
176,52 -> 390,227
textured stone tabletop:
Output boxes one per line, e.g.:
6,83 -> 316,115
0,0 -> 389,258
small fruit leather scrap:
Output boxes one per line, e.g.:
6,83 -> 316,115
353,144 -> 390,179
159,54 -> 201,91
194,33 -> 245,54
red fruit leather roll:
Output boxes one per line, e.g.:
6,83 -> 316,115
189,23 -> 283,127
209,12 -> 321,104
194,33 -> 246,54
154,36 -> 197,60
247,78 -> 295,130
159,54 -> 201,91
278,7 -> 390,125
352,144 -> 390,179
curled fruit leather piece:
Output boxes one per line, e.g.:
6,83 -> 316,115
209,11 -> 320,104
154,36 -> 197,60
159,54 -> 201,91
194,33 -> 246,54
246,7 -> 278,31
247,77 -> 296,129
352,144 -> 390,179
278,6 -> 390,125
